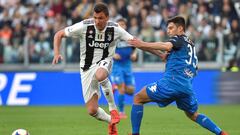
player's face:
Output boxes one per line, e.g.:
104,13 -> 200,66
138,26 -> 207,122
118,21 -> 127,30
167,22 -> 178,37
93,11 -> 109,31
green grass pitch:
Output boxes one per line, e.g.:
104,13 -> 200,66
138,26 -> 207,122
0,105 -> 239,135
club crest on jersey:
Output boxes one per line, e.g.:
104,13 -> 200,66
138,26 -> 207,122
107,33 -> 112,41
88,41 -> 109,49
89,30 -> 93,34
87,30 -> 94,38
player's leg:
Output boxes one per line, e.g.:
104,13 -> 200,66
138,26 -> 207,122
81,67 -> 110,122
96,60 -> 117,111
176,93 -> 228,135
185,111 -> 228,135
111,66 -> 126,118
131,81 -> 174,135
96,59 -> 119,124
124,65 -> 135,96
131,86 -> 152,135
116,83 -> 128,119
81,66 -> 117,135
86,94 -> 118,135
86,93 -> 111,123
120,70 -> 135,119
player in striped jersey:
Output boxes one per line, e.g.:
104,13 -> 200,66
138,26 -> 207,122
52,3 -> 133,135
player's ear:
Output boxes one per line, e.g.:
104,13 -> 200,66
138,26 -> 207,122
179,26 -> 184,32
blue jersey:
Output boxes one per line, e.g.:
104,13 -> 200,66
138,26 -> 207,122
114,40 -> 134,63
111,40 -> 135,86
161,35 -> 198,94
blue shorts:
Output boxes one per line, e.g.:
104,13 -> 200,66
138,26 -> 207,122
146,80 -> 198,114
111,62 -> 135,86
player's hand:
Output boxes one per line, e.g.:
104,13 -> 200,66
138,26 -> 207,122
160,52 -> 169,62
52,54 -> 63,64
113,53 -> 121,60
128,38 -> 143,48
130,53 -> 137,61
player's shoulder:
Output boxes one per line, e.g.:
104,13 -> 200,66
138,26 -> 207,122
170,35 -> 189,42
82,18 -> 95,25
169,35 -> 179,42
107,21 -> 119,27
182,35 -> 194,46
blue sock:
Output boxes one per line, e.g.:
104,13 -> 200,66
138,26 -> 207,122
118,94 -> 124,112
131,104 -> 143,134
196,114 -> 222,135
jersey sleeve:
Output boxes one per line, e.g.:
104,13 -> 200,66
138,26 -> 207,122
168,36 -> 182,50
64,21 -> 84,37
117,25 -> 134,41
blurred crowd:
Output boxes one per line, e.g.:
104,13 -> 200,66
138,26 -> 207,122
0,0 -> 239,69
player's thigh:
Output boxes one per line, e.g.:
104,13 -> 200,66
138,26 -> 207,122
81,67 -> 101,103
146,82 -> 174,107
176,93 -> 198,114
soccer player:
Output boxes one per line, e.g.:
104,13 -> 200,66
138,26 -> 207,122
111,18 -> 137,119
52,3 -> 134,135
128,16 -> 228,135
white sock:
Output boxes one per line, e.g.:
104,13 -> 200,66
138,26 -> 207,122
93,107 -> 111,123
100,78 -> 117,111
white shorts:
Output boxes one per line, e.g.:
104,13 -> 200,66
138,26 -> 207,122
80,59 -> 112,103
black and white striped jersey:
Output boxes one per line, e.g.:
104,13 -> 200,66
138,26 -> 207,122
65,18 -> 133,71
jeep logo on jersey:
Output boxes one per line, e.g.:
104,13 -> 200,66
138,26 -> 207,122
88,41 -> 110,49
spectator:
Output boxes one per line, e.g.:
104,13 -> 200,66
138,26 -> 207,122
201,28 -> 219,61
109,3 -> 122,22
35,33 -> 52,64
0,0 -> 239,66
74,0 -> 94,20
128,17 -> 139,37
146,7 -> 162,30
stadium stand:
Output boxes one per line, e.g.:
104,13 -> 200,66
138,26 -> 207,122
0,0 -> 239,71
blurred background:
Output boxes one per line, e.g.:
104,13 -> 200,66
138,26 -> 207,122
0,0 -> 240,106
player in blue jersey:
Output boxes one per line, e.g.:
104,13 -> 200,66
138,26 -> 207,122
127,16 -> 228,135
111,18 -> 137,119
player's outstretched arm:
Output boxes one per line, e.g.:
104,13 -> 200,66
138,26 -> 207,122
52,29 -> 66,64
128,38 -> 173,52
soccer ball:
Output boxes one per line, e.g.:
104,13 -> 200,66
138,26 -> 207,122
12,129 -> 30,135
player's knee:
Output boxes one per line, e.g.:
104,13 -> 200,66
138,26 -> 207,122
185,111 -> 198,121
133,93 -> 142,104
95,74 -> 105,82
95,68 -> 108,82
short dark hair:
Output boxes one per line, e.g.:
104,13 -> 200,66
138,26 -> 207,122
167,16 -> 186,31
94,3 -> 109,16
